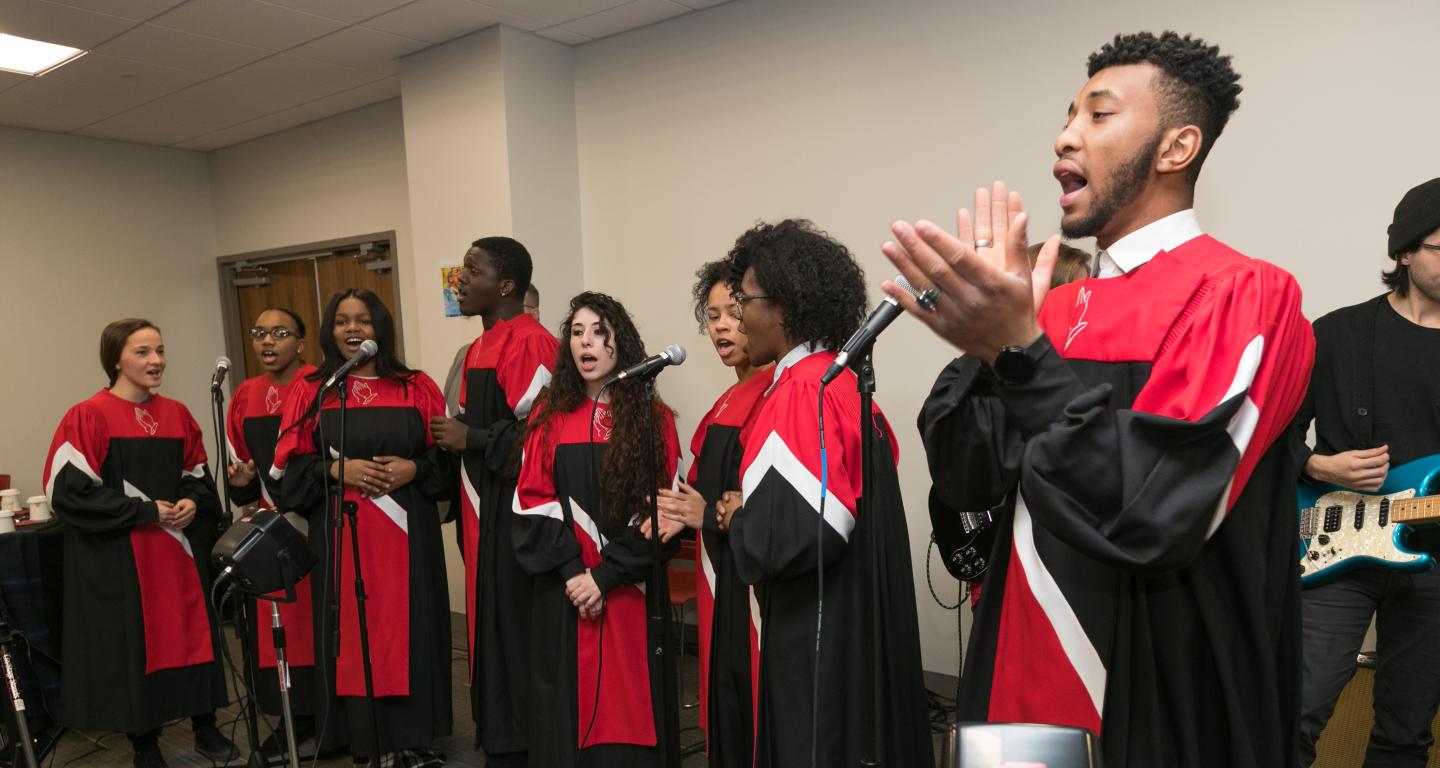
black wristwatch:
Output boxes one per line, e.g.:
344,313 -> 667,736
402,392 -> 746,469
991,345 -> 1037,385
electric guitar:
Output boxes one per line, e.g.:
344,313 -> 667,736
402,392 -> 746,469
929,487 -> 1000,583
1298,454 -> 1440,587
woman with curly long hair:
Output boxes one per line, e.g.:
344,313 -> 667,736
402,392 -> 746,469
513,291 -> 683,768
272,288 -> 455,767
722,220 -> 931,767
651,261 -> 772,767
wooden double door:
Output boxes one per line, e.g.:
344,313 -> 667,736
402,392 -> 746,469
225,242 -> 400,380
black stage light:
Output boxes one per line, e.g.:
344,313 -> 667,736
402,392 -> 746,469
211,509 -> 317,597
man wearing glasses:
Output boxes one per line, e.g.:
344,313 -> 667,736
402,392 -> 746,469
1294,177 -> 1440,766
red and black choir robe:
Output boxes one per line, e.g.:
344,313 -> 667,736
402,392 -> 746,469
513,398 -> 682,768
729,347 -> 932,768
272,373 -> 455,757
226,366 -> 319,716
921,236 -> 1314,766
42,390 -> 228,734
688,369 -> 772,767
455,314 -> 557,756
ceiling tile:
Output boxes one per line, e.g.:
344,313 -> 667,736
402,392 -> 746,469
0,71 -> 29,94
562,0 -> 687,39
256,0 -> 414,24
149,0 -> 345,51
474,0 -> 627,27
175,77 -> 399,150
94,24 -> 271,76
43,0 -> 187,22
223,54 -> 385,99
0,0 -> 138,49
39,52 -> 206,101
535,26 -> 591,45
360,0 -> 541,43
76,74 -> 313,144
0,76 -> 149,132
288,25 -> 427,74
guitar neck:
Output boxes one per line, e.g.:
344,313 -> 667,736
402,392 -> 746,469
1393,496 -> 1440,524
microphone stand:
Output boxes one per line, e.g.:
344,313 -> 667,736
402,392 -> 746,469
329,375 -> 382,761
854,349 -> 885,767
212,380 -> 266,766
641,378 -> 681,768
262,555 -> 302,768
0,599 -> 39,768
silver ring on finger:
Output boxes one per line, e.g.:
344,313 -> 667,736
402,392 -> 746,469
974,238 -> 993,249
916,287 -> 942,312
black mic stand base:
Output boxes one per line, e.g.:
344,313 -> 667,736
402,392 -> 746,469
0,623 -> 39,768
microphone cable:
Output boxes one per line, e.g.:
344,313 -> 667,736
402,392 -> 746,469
811,384 -> 828,768
578,387 -> 608,753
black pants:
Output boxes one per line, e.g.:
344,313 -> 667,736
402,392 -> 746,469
127,713 -> 216,752
1298,567 -> 1440,767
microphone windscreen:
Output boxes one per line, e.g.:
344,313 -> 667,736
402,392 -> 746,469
359,339 -> 379,358
665,344 -> 687,365
216,356 -> 232,371
892,274 -> 919,297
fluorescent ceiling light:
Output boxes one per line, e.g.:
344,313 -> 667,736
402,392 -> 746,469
0,34 -> 87,76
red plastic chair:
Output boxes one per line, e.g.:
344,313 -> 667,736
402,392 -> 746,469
669,537 -> 699,708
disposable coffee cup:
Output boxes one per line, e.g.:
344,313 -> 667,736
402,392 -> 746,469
0,510 -> 15,534
0,489 -> 19,512
27,496 -> 52,522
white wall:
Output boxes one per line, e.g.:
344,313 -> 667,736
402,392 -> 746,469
0,128 -> 218,497
208,98 -> 421,361
572,0 -> 1440,675
500,26 -> 585,334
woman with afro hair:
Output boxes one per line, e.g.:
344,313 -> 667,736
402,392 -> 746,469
721,220 -> 932,767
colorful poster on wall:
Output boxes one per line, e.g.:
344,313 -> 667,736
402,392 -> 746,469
441,264 -> 463,318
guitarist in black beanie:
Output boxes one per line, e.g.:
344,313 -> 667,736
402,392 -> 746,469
1294,176 -> 1440,767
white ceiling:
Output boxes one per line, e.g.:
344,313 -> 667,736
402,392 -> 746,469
0,0 -> 730,151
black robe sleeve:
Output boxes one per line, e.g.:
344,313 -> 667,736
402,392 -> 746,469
946,264 -> 1314,573
43,403 -> 160,531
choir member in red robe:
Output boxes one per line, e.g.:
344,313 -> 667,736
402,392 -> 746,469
272,289 -> 455,767
224,307 -> 320,749
721,221 -> 933,768
43,318 -> 238,768
513,292 -> 684,768
429,237 -> 558,767
652,261 -> 771,767
887,33 -> 1314,767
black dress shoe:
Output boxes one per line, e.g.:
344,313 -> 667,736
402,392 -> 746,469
133,745 -> 170,768
194,724 -> 242,763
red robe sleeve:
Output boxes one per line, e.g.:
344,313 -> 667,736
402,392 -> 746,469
1011,260 -> 1315,571
225,381 -> 261,506
730,376 -> 867,583
512,403 -> 585,580
43,401 -> 160,531
496,332 -> 557,421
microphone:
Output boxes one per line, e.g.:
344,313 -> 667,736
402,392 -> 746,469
211,357 -> 231,390
820,275 -> 919,385
323,339 -> 379,389
603,344 -> 687,387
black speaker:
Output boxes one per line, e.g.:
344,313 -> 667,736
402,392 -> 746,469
941,722 -> 1102,768
211,510 -> 316,597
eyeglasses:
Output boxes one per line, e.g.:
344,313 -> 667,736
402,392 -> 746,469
730,291 -> 771,310
249,327 -> 297,340
1420,243 -> 1440,253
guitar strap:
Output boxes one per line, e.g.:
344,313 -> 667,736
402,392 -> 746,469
1350,296 -> 1384,448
